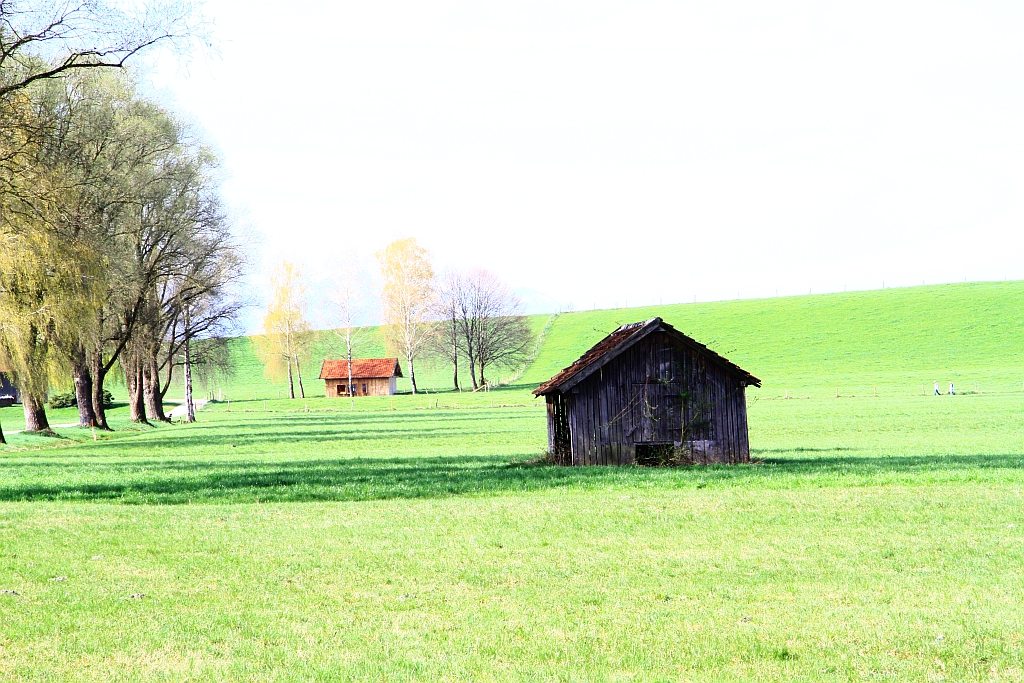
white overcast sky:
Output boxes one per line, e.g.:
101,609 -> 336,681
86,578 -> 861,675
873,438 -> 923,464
146,1 -> 1024,325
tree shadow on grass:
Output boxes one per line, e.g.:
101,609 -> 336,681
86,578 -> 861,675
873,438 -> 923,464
91,426 -> 528,451
13,412 -> 543,454
2,449 -> 1023,505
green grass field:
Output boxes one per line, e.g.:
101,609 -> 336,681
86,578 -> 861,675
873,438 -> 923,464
2,282 -> 1024,681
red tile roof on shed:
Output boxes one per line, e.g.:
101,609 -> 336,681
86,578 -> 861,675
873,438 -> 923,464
319,358 -> 403,380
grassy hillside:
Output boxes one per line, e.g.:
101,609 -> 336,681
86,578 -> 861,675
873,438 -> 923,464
520,281 -> 1024,395
204,281 -> 1024,401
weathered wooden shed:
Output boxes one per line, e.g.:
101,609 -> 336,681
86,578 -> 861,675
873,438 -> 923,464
534,318 -> 760,466
319,358 -> 403,397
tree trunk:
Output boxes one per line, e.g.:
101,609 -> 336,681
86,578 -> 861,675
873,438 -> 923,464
72,344 -> 96,428
127,358 -> 148,423
23,392 -> 50,433
347,331 -> 354,409
0,417 -> 5,444
408,354 -> 418,394
464,330 -> 478,390
144,357 -> 168,422
452,327 -> 459,391
90,352 -> 110,430
159,353 -> 175,404
479,360 -> 487,389
184,333 -> 195,423
286,352 -> 295,399
294,354 -> 305,399
468,352 -> 478,390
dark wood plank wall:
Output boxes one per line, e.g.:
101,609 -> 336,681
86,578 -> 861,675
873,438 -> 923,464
545,393 -> 573,465
557,331 -> 751,466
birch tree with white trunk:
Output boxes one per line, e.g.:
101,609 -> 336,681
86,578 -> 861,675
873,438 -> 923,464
377,238 -> 434,395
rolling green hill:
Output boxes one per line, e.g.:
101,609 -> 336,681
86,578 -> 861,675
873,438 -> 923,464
521,281 -> 1024,396
197,281 -> 1024,401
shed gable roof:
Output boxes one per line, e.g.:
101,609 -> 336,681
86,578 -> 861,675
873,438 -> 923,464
533,317 -> 760,395
319,358 -> 403,380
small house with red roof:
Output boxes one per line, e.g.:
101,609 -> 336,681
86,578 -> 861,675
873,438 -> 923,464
319,358 -> 403,397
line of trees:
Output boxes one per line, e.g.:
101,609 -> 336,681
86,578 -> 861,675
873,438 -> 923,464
432,268 -> 531,392
0,2 -> 240,441
257,239 -> 532,398
381,239 -> 531,394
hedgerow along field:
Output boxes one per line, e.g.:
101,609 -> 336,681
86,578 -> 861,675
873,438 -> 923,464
1,281 -> 1023,681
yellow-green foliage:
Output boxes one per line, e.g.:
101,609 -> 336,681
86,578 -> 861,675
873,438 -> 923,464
255,262 -> 312,384
377,238 -> 435,380
0,182 -> 103,397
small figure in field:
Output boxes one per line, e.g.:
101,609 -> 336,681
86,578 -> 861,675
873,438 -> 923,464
934,381 -> 940,396
949,381 -> 955,395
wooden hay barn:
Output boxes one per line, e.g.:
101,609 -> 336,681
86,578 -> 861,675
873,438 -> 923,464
319,358 -> 403,397
534,318 -> 760,466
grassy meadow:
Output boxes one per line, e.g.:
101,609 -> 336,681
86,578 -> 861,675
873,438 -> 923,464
2,282 -> 1024,681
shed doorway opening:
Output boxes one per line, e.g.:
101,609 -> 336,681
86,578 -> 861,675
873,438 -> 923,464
635,443 -> 677,467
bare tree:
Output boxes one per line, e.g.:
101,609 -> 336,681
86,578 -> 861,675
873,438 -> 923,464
132,177 -> 243,424
0,0 -> 207,100
474,305 -> 531,387
431,270 -> 473,391
458,272 -> 528,389
152,279 -> 242,421
384,267 -> 532,393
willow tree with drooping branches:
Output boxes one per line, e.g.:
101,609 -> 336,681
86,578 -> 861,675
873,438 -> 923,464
0,72 -> 106,433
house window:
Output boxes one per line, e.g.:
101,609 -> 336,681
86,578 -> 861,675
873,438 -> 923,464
362,383 -> 368,394
337,384 -> 345,395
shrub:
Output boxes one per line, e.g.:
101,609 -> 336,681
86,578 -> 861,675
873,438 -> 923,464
48,392 -> 76,409
47,390 -> 115,409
